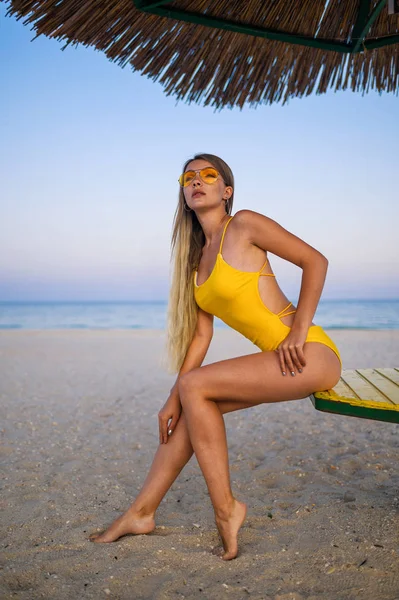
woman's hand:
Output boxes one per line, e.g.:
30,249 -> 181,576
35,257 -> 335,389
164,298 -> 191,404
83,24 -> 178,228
275,327 -> 308,377
158,391 -> 182,444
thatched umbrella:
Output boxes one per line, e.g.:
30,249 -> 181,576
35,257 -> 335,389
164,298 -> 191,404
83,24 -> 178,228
5,0 -> 399,108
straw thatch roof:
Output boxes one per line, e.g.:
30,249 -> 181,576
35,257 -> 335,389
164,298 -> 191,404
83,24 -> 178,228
6,0 -> 399,108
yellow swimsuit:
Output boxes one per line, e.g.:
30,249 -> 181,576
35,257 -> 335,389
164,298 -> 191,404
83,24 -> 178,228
194,215 -> 342,367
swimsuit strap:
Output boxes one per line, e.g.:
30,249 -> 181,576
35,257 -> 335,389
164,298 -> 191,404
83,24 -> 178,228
258,257 -> 275,277
277,302 -> 296,317
219,216 -> 275,278
219,216 -> 234,254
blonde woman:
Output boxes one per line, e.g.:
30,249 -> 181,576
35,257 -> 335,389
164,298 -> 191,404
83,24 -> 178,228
90,153 -> 342,560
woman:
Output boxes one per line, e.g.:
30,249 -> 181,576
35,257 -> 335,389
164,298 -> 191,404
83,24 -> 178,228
90,153 -> 342,560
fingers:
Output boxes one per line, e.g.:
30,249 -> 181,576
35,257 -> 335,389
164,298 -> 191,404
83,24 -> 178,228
158,413 -> 169,445
296,345 -> 307,370
283,346 -> 296,376
276,347 -> 287,376
158,413 -> 180,445
275,342 -> 307,376
167,416 -> 178,441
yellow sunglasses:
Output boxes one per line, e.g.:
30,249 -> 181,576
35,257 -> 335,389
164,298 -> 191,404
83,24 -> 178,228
178,167 -> 222,187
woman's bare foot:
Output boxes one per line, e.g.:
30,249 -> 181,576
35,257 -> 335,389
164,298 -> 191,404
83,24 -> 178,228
213,499 -> 247,560
89,508 -> 156,543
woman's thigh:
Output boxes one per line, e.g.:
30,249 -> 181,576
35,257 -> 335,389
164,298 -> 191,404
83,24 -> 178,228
179,342 -> 341,407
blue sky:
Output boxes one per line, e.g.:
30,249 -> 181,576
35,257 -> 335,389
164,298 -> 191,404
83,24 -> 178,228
1,5 -> 398,302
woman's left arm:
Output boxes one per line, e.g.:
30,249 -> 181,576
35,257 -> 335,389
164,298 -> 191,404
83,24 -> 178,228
236,209 -> 329,375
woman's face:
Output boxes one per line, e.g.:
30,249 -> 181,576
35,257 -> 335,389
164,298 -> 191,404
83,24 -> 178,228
183,159 -> 232,212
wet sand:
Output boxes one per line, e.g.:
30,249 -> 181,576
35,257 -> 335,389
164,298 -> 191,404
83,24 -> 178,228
1,329 -> 399,600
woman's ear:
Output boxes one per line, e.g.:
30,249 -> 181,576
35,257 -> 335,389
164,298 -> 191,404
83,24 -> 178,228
224,186 -> 233,199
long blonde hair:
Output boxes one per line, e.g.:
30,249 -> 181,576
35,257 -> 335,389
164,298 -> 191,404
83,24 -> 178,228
163,154 -> 235,374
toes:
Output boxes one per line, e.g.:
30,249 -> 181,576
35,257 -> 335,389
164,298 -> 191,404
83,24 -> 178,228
88,531 -> 103,542
211,545 -> 225,557
211,544 -> 238,560
222,549 -> 238,561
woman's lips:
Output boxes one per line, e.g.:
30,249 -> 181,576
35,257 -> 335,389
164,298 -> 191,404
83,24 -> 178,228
192,192 -> 205,198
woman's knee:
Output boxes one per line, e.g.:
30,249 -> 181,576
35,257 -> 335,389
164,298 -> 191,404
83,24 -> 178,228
177,370 -> 201,402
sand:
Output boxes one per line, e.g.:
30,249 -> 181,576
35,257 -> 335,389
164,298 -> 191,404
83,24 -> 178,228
1,329 -> 399,600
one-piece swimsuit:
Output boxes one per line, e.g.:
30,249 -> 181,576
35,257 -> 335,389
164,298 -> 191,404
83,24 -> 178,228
194,215 -> 342,367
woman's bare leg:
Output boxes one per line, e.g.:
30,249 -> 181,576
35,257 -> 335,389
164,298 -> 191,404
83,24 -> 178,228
178,383 -> 248,561
89,400 -> 252,542
91,343 -> 340,556
176,343 -> 340,560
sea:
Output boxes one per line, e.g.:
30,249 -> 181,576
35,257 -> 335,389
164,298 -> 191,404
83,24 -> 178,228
0,300 -> 398,330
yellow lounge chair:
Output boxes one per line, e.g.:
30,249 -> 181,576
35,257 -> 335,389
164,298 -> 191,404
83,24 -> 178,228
310,368 -> 399,424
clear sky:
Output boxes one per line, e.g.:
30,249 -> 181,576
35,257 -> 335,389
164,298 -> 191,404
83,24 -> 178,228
1,4 -> 398,302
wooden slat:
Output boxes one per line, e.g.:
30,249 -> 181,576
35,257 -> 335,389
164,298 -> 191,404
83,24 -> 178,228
340,370 -> 388,404
331,378 -> 359,400
375,368 -> 399,386
357,369 -> 399,405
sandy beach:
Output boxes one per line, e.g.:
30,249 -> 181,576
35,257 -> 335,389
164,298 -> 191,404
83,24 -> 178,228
1,328 -> 399,600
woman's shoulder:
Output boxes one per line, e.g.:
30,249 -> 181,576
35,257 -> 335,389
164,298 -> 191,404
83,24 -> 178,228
230,210 -> 280,249
230,209 -> 270,232
232,209 -> 268,222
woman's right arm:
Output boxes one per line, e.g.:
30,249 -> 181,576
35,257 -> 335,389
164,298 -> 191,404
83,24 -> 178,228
170,307 -> 214,394
158,308 -> 214,444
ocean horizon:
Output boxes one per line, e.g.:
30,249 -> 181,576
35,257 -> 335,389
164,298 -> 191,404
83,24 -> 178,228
1,299 -> 399,330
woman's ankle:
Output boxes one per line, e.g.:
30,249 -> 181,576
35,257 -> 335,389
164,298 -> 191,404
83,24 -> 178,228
214,498 -> 236,521
128,502 -> 156,520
